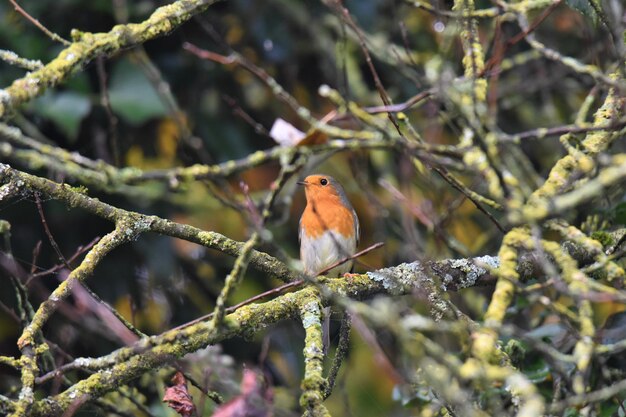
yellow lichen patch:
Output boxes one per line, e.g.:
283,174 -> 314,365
472,228 -> 530,362
463,147 -> 504,200
540,240 -> 595,394
453,0 -> 487,103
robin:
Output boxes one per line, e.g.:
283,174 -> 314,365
298,174 -> 360,276
298,174 -> 360,348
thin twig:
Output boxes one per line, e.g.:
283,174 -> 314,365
29,237 -> 100,281
95,58 -> 120,166
34,193 -> 71,270
324,313 -> 352,399
29,241 -> 42,275
330,0 -> 406,139
350,312 -> 404,383
239,181 -> 263,232
8,0 -> 71,46
170,241 -> 385,332
501,119 -> 626,142
332,0 -> 392,108
317,242 -> 385,276
222,94 -> 271,137
433,166 -> 506,233
324,90 -> 433,123
482,0 -> 563,76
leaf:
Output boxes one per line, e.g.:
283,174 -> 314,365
269,118 -> 305,147
32,91 -> 91,141
108,59 -> 168,125
523,358 -> 551,383
269,118 -> 328,147
163,372 -> 197,417
298,129 -> 328,146
211,369 -> 272,417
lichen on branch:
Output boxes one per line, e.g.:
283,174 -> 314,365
0,0 -> 221,118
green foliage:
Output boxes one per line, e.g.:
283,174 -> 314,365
31,91 -> 91,140
108,58 -> 168,125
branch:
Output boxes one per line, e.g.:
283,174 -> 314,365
299,295 -> 328,416
12,225 -> 130,417
21,234 -> 622,417
8,0 -> 70,46
2,161 -> 625,415
0,0 -> 221,117
0,122 -> 459,196
0,163 -> 296,283
13,262 -> 483,416
513,155 -> 626,225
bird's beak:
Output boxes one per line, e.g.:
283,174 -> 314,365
297,180 -> 308,186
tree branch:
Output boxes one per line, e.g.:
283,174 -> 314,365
0,0 -> 222,117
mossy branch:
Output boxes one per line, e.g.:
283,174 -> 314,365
0,163 -> 296,283
526,74 -> 625,205
0,0 -> 221,118
2,161 -> 626,415
473,75 -> 626,363
299,294 -> 329,416
0,122 -> 458,198
16,244 -> 610,417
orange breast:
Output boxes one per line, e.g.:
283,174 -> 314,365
300,198 -> 355,238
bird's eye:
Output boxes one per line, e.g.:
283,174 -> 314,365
320,178 -> 328,186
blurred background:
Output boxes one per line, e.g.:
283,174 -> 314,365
0,0 -> 624,415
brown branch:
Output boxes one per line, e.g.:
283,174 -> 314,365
317,242 -> 385,276
8,0 -> 71,46
501,119 -> 626,142
0,0 -> 222,117
482,0 -> 563,75
29,240 -> 42,275
30,237 -> 100,280
507,0 -> 562,46
331,0 -> 393,108
433,166 -> 507,234
182,42 -> 236,64
34,193 -> 71,270
95,58 -> 120,166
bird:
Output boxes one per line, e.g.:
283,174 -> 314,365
298,174 -> 359,276
298,174 -> 359,349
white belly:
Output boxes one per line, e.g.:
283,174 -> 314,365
301,230 -> 357,277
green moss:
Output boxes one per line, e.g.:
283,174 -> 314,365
504,340 -> 526,366
590,231 -> 614,248
68,185 -> 89,195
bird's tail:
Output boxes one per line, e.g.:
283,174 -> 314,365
322,306 -> 331,354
